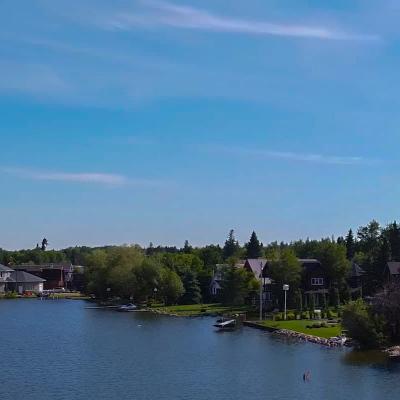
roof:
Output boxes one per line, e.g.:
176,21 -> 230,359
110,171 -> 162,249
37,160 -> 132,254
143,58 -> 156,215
0,264 -> 14,272
12,263 -> 73,271
10,271 -> 46,283
387,262 -> 400,276
244,259 -> 268,277
299,259 -> 322,273
351,262 -> 365,277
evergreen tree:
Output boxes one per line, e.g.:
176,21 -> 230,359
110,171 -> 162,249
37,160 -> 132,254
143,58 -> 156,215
182,240 -> 193,254
180,270 -> 202,304
383,221 -> 400,261
223,230 -> 240,260
345,229 -> 356,260
245,231 -> 263,259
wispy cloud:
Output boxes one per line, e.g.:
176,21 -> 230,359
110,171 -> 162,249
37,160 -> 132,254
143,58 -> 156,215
212,146 -> 378,165
1,167 -> 165,187
107,0 -> 379,42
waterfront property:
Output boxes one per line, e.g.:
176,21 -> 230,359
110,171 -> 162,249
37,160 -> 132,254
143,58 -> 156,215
12,263 -> 75,290
0,264 -> 14,293
0,264 -> 45,294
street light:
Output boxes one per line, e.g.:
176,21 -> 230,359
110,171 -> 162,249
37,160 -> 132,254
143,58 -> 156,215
259,261 -> 264,321
283,284 -> 289,320
153,287 -> 158,303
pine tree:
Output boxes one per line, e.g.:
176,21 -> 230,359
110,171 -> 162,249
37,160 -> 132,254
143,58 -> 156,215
245,231 -> 263,259
345,229 -> 355,260
384,221 -> 400,261
180,270 -> 202,304
183,240 -> 193,254
223,230 -> 240,260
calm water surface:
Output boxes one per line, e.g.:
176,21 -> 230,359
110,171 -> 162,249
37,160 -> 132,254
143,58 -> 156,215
1,300 -> 399,400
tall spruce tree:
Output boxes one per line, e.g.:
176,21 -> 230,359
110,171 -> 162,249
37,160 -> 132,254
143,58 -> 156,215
223,230 -> 240,260
245,231 -> 263,259
180,270 -> 202,304
345,229 -> 356,260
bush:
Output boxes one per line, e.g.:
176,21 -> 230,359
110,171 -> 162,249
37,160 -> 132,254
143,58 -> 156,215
4,291 -> 17,299
342,299 -> 387,348
287,313 -> 295,320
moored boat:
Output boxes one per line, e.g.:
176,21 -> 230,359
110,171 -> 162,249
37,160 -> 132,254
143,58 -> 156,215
117,303 -> 138,312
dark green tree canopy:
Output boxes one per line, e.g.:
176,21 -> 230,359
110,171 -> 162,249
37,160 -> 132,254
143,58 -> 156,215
245,231 -> 263,259
223,229 -> 240,260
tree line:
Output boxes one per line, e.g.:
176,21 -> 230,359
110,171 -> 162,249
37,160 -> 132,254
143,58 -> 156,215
1,219 -> 399,308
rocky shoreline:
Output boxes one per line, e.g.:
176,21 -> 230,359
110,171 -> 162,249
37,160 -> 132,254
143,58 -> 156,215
383,346 -> 400,358
273,329 -> 349,347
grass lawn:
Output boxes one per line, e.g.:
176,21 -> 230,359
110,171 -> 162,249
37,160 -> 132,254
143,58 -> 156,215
150,303 -> 250,316
259,319 -> 342,339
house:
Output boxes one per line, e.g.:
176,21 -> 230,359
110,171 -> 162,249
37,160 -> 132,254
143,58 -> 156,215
0,264 -> 14,293
0,264 -> 46,294
349,262 -> 365,297
243,258 -> 329,308
243,259 -> 268,278
384,262 -> 400,282
10,271 -> 46,294
209,261 -> 245,297
300,259 -> 329,307
12,263 -> 73,290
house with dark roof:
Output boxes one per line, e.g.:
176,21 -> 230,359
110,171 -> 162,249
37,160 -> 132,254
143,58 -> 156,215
385,262 -> 400,282
12,263 -> 72,290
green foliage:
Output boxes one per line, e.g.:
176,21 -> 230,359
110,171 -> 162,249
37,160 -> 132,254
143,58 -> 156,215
342,299 -> 387,348
158,268 -> 185,305
221,266 -> 259,306
245,231 -> 263,259
222,230 -> 240,260
180,270 -> 202,304
345,229 -> 356,260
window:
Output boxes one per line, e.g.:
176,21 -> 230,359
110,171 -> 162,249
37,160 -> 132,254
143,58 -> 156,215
311,278 -> 324,286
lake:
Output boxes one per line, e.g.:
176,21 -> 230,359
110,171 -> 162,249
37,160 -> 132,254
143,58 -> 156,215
1,300 -> 399,400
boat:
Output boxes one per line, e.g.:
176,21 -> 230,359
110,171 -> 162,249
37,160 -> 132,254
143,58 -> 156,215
117,303 -> 138,312
214,318 -> 236,331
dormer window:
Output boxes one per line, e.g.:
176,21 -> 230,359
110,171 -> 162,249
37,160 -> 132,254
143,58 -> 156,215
311,278 -> 324,286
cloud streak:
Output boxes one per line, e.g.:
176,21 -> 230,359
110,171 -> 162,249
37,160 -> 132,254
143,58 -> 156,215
213,146 -> 378,165
1,167 -> 164,187
108,0 -> 379,41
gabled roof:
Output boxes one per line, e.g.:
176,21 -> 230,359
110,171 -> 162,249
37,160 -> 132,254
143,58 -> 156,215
0,264 -> 14,272
351,262 -> 365,277
10,271 -> 46,283
387,262 -> 400,276
244,259 -> 268,277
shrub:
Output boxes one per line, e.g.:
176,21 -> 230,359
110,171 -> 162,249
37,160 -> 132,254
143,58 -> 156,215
287,313 -> 295,320
342,299 -> 387,348
4,291 -> 17,299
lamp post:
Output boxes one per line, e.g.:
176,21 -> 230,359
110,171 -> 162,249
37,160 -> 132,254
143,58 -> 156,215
283,284 -> 289,320
259,261 -> 264,321
153,287 -> 158,303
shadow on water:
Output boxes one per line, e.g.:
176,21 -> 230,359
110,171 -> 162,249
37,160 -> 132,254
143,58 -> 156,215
342,349 -> 400,371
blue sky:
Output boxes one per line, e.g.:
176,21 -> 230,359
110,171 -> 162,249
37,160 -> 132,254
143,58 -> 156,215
1,0 -> 400,250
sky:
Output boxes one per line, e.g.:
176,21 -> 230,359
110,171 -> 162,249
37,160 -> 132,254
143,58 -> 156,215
1,0 -> 400,250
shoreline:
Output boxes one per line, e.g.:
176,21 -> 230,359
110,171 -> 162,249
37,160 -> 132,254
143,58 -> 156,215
243,321 -> 349,347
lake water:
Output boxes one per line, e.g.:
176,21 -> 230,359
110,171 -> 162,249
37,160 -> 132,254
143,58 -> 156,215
1,300 -> 399,400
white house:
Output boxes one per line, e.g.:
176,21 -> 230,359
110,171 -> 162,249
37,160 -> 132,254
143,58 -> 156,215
0,264 -> 14,293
